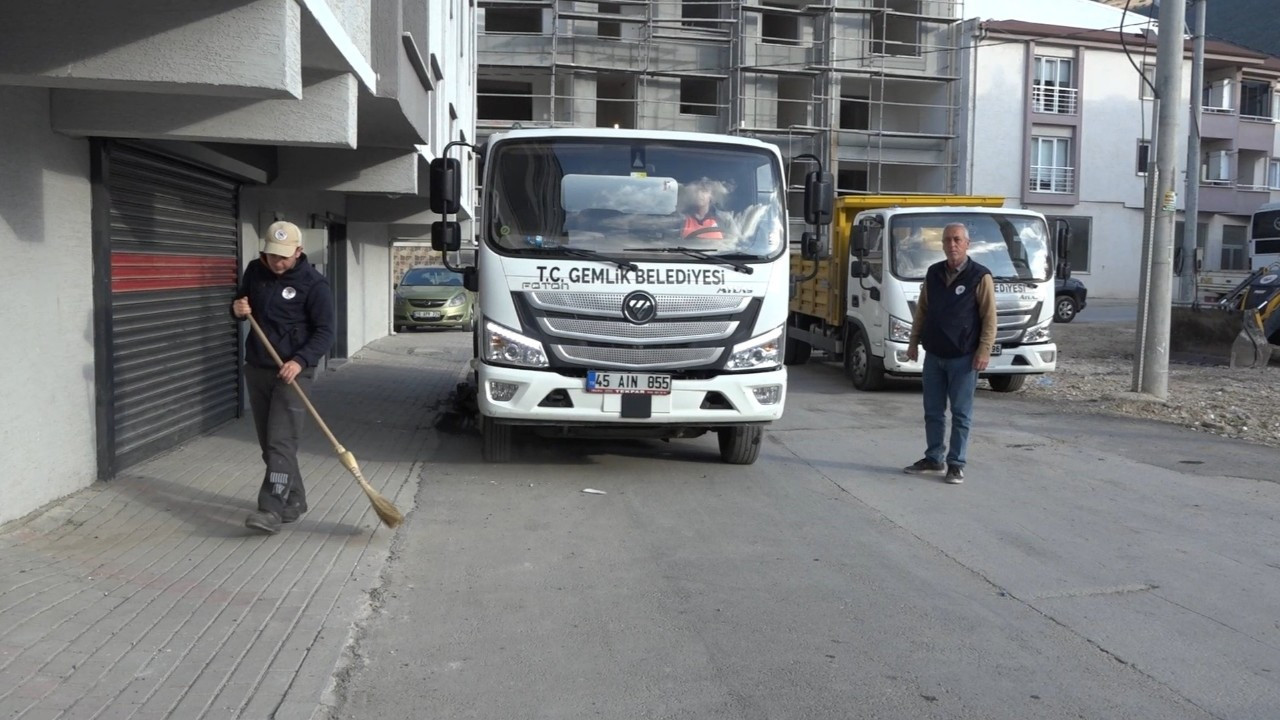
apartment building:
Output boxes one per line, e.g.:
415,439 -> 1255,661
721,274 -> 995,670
0,0 -> 476,524
957,1 -> 1280,299
476,0 -> 967,220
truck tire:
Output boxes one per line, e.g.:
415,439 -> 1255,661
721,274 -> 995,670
987,375 -> 1027,393
784,317 -> 813,366
718,425 -> 762,464
845,327 -> 886,391
481,416 -> 512,462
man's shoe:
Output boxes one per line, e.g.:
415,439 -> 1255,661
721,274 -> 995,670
903,458 -> 946,475
280,498 -> 308,524
245,510 -> 282,534
945,466 -> 965,484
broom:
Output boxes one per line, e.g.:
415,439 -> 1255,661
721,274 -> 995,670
246,315 -> 404,529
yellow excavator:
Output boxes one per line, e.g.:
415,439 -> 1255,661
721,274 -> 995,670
1218,262 -> 1280,368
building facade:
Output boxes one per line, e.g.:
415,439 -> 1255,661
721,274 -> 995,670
476,0 -> 967,223
957,3 -> 1280,299
0,0 -> 476,525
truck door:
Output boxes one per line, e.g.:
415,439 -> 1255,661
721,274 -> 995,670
848,222 -> 884,341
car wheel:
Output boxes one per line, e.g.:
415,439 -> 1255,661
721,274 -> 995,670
717,425 -> 762,464
481,415 -> 512,463
844,327 -> 885,391
987,375 -> 1027,393
1055,295 -> 1078,323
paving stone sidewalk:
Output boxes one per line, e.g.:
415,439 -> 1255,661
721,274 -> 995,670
0,333 -> 470,720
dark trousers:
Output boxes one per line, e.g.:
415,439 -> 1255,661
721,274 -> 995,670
244,364 -> 313,515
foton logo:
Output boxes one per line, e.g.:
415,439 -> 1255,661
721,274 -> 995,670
622,290 -> 657,324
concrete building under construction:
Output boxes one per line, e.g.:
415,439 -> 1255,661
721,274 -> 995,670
476,0 -> 965,215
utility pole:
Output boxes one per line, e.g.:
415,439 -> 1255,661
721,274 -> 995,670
1132,0 -> 1187,400
1180,0 -> 1207,303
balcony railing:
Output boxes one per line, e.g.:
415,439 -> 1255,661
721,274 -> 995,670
1031,85 -> 1079,116
1028,166 -> 1076,194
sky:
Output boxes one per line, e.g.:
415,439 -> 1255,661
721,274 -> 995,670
959,0 -> 1159,32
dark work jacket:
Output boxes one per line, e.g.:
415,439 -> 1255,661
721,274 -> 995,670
920,259 -> 991,359
234,254 -> 335,370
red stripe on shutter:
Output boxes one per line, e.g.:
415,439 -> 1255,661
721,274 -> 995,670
111,253 -> 239,293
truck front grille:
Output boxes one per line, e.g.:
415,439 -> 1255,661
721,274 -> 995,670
539,318 -> 737,344
551,345 -> 724,370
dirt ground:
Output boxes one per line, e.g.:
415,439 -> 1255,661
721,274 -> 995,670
1018,319 -> 1280,448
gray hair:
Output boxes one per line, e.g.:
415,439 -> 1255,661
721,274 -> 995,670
942,222 -> 969,240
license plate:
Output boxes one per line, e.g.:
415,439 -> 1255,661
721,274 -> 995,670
412,310 -> 441,319
585,371 -> 672,395
990,344 -> 1002,356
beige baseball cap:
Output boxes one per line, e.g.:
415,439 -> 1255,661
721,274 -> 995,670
262,221 -> 302,257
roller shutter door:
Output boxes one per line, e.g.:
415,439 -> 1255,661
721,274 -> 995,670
102,144 -> 241,473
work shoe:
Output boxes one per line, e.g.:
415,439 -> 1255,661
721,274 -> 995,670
280,497 -> 308,524
945,465 -> 965,484
903,458 -> 946,475
245,510 -> 282,534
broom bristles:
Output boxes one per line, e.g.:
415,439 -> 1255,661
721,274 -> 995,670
338,450 -> 404,529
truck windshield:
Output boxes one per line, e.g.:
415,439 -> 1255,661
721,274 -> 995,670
888,213 -> 1052,282
483,138 -> 786,261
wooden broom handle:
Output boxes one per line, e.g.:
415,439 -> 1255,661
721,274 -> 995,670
244,314 -> 343,450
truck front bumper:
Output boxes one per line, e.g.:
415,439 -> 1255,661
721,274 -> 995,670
881,341 -> 1057,375
476,363 -> 787,425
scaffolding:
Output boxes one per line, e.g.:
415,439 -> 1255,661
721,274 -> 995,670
476,0 -> 964,199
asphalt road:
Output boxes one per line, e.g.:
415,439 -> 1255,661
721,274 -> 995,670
334,331 -> 1279,720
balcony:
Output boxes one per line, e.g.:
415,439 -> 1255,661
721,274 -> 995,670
1028,166 -> 1076,194
1031,85 -> 1078,116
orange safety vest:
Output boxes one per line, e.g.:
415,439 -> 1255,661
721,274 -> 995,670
682,215 -> 723,239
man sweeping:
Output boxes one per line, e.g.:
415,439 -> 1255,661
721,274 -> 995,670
232,221 -> 335,534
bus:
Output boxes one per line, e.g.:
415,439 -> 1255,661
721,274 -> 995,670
1250,201 -> 1280,269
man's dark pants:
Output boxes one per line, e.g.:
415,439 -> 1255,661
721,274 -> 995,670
244,364 -> 313,516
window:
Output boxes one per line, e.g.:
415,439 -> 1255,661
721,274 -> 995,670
837,168 -> 869,194
1221,225 -> 1248,270
478,79 -> 533,121
484,7 -> 542,33
1045,215 -> 1092,273
1203,78 -> 1232,112
1203,150 -> 1231,184
1240,80 -> 1272,119
1269,159 -> 1280,190
840,95 -> 870,130
682,0 -> 719,30
1140,64 -> 1156,100
1033,56 -> 1076,114
1030,136 -> 1074,193
761,8 -> 800,46
870,0 -> 922,57
679,77 -> 718,116
597,2 -> 621,38
1137,141 -> 1150,175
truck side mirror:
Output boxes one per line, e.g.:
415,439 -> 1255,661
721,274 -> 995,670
432,220 -> 462,252
803,170 -> 832,226
800,231 -> 827,261
462,267 -> 478,292
850,260 -> 870,279
850,226 -> 870,257
429,157 -> 461,215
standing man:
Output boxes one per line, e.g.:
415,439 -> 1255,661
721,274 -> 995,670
232,221 -> 335,533
902,222 -> 997,485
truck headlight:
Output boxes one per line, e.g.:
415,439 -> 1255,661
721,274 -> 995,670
483,321 -> 548,368
445,293 -> 466,307
725,326 -> 782,371
888,315 -> 913,343
1024,318 -> 1052,344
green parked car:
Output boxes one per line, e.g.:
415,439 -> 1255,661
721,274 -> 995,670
394,266 -> 475,332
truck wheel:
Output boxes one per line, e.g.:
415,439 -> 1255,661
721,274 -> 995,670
1054,295 -> 1078,323
784,318 -> 812,366
481,416 -> 512,462
987,375 -> 1027,393
845,328 -> 886,391
718,425 -> 762,465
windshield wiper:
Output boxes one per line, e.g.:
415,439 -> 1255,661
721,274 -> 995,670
621,246 -> 753,275
519,246 -> 638,272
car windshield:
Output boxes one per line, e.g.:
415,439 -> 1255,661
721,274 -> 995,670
888,213 -> 1052,282
483,138 -> 787,261
401,267 -> 463,287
